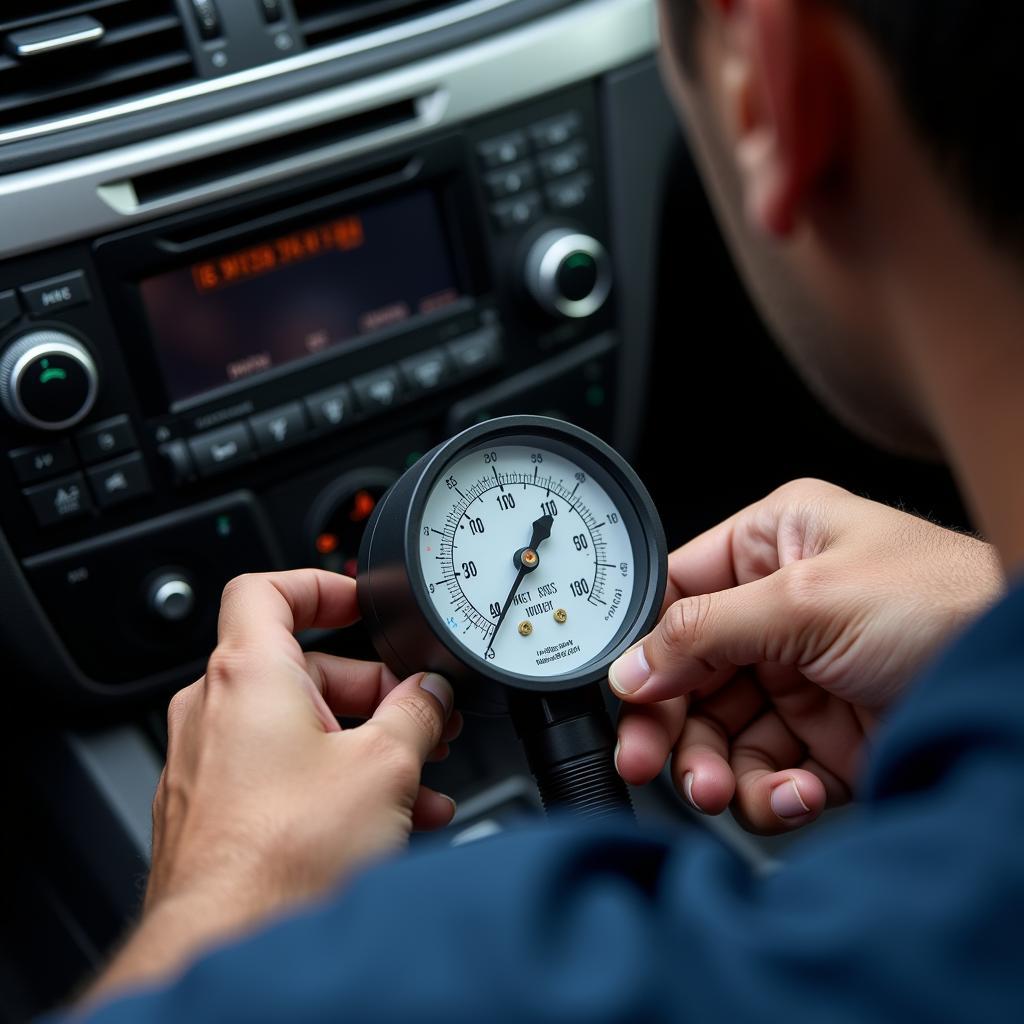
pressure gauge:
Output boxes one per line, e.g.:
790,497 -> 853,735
358,416 -> 667,819
358,416 -> 666,697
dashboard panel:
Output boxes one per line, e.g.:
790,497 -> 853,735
0,0 -> 675,707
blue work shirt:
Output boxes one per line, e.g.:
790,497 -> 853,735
66,581 -> 1024,1022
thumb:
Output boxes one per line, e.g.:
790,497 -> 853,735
609,568 -> 816,703
370,672 -> 454,764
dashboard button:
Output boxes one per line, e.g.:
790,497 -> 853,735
447,328 -> 502,375
477,132 -> 529,169
537,142 -> 588,181
250,402 -> 308,452
529,112 -> 582,150
353,368 -> 403,413
0,290 -> 20,331
76,414 -> 137,464
491,191 -> 542,232
305,383 -> 355,430
545,172 -> 594,212
149,572 -> 196,623
188,423 -> 253,477
86,453 -> 152,509
400,349 -> 451,394
20,271 -> 91,317
485,161 -> 536,201
158,439 -> 195,484
8,440 -> 76,484
259,0 -> 283,22
190,0 -> 222,39
23,471 -> 93,527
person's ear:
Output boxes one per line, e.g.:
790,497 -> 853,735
706,0 -> 847,237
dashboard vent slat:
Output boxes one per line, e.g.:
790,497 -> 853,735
0,0 -> 193,138
293,0 -> 461,48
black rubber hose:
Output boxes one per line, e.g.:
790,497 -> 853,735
509,685 -> 634,821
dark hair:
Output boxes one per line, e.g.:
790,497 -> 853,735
668,1 -> 1024,251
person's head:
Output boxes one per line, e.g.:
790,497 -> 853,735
658,1 -> 1024,456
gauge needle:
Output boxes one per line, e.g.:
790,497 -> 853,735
486,513 -> 554,654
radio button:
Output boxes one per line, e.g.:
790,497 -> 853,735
23,471 -> 93,527
537,142 -> 588,182
400,349 -> 451,394
250,402 -> 308,452
529,112 -> 582,151
158,439 -> 195,484
447,328 -> 502,376
353,368 -> 403,414
545,172 -> 594,212
305,383 -> 355,430
188,422 -> 253,477
8,440 -> 76,484
485,161 -> 536,201
0,290 -> 20,331
87,453 -> 152,509
76,414 -> 137,465
477,131 -> 529,169
491,191 -> 542,233
20,271 -> 91,317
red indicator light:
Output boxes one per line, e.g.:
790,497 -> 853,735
349,490 -> 377,523
316,533 -> 339,555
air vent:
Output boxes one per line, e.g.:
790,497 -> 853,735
293,0 -> 462,48
0,0 -> 194,136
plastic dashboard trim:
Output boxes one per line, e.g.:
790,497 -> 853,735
0,0 -> 658,261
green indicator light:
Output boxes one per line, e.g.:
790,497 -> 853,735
216,515 -> 232,537
585,385 -> 606,408
39,367 -> 67,384
41,359 -> 49,369
565,252 -> 593,271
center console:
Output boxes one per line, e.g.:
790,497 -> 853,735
0,0 -> 679,705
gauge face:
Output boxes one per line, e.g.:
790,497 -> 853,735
416,440 -> 639,678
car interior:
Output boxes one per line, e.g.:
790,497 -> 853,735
0,1 -> 974,1018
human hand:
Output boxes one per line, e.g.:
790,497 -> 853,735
611,480 -> 1001,834
88,570 -> 459,1001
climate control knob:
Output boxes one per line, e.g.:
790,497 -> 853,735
524,229 -> 612,319
0,329 -> 99,431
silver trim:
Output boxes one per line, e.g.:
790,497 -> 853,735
12,23 -> 105,58
0,0 -> 517,146
0,0 -> 658,260
0,333 -> 99,431
526,230 -> 612,319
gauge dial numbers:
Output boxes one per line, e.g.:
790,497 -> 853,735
417,443 -> 638,678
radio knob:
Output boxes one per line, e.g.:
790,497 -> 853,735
524,229 -> 612,319
0,329 -> 99,431
148,572 -> 196,623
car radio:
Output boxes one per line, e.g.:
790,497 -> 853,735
0,81 -> 623,699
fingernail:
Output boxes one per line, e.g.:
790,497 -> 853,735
609,645 -> 651,696
442,794 -> 458,820
770,779 -> 811,820
420,673 -> 453,717
683,771 -> 705,813
613,740 -> 622,775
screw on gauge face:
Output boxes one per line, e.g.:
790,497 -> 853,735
521,549 -> 539,568
518,621 -> 533,636
554,608 -> 568,624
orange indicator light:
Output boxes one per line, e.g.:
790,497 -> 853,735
349,490 -> 377,523
316,533 -> 339,555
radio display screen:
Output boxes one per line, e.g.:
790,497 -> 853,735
139,190 -> 463,405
